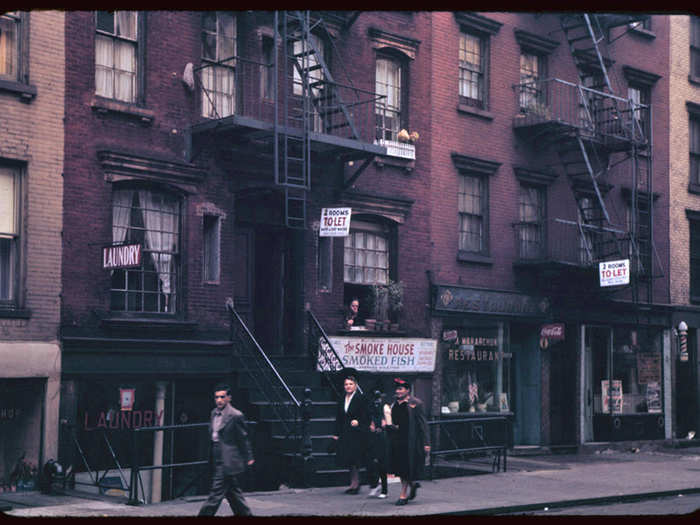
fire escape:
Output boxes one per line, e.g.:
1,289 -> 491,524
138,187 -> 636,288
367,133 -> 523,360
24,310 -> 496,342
513,13 -> 660,304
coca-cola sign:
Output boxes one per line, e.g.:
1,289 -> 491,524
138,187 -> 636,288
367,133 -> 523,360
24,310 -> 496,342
540,323 -> 564,341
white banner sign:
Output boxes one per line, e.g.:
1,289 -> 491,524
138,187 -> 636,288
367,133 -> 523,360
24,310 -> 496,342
599,259 -> 629,287
324,336 -> 437,372
319,207 -> 352,237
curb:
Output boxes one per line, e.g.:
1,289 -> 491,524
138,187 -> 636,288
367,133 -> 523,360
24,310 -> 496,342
440,487 -> 700,515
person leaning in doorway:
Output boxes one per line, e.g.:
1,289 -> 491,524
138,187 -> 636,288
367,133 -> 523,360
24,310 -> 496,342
388,377 -> 430,506
198,383 -> 255,517
332,369 -> 369,494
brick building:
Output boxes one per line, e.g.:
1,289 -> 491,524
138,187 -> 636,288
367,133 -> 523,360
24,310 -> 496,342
668,15 -> 700,440
0,11 -> 64,490
55,10 -> 677,496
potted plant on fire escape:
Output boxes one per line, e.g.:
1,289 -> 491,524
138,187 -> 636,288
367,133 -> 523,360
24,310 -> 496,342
387,280 -> 404,331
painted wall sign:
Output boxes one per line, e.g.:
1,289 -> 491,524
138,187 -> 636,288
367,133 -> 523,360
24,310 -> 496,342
599,259 -> 629,287
83,409 -> 163,431
103,243 -> 142,270
434,285 -> 549,317
319,207 -> 352,237
324,336 -> 437,372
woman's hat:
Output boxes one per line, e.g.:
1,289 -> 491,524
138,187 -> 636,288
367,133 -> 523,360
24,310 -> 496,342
393,377 -> 411,389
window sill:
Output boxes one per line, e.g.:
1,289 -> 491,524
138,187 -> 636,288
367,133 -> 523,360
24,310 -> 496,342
629,27 -> 656,40
689,75 -> 700,87
91,96 -> 155,124
0,308 -> 31,319
373,155 -> 415,172
688,182 -> 700,196
457,103 -> 494,121
101,316 -> 197,332
0,78 -> 37,102
457,251 -> 493,265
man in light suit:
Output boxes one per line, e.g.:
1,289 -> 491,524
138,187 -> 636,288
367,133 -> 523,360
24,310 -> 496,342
198,383 -> 254,516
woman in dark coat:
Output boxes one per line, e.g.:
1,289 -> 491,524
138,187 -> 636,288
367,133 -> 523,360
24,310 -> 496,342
388,377 -> 430,506
332,372 -> 369,494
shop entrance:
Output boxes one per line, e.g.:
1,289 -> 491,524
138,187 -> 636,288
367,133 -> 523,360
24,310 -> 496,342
511,326 -> 541,446
549,333 -> 577,445
675,329 -> 698,439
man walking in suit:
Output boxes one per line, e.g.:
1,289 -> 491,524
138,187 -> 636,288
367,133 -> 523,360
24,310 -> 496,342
198,383 -> 254,516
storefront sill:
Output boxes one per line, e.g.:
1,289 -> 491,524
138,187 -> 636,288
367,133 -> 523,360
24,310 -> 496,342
440,411 -> 512,417
0,308 -> 32,319
101,317 -> 198,332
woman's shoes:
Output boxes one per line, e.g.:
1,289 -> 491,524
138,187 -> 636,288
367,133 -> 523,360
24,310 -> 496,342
395,498 -> 408,506
344,486 -> 360,494
408,482 -> 421,500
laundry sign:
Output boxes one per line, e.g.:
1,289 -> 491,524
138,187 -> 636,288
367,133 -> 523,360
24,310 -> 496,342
103,243 -> 142,270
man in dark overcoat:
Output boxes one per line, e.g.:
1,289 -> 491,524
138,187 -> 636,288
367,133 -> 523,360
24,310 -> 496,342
388,377 -> 430,505
198,383 -> 254,516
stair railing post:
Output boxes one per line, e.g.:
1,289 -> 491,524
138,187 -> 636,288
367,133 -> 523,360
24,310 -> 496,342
127,428 -> 140,506
301,387 -> 313,487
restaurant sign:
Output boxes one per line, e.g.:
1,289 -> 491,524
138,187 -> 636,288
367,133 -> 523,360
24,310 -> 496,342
434,285 -> 549,317
103,243 -> 142,270
324,336 -> 437,372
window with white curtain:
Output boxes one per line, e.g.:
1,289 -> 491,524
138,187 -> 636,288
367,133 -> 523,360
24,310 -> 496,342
111,188 -> 180,314
459,31 -> 486,109
201,11 -> 236,119
375,57 -> 402,141
519,51 -> 545,110
0,12 -> 20,80
344,224 -> 389,286
0,167 -> 19,305
95,11 -> 138,103
518,184 -> 545,259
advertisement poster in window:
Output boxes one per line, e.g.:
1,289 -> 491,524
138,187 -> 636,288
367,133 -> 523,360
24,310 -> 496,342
601,379 -> 623,414
646,381 -> 662,413
636,352 -> 661,385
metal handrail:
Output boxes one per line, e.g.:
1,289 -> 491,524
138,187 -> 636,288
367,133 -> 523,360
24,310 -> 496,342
307,309 -> 362,396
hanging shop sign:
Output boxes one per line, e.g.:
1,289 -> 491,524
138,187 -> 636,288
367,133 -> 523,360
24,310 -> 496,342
324,336 -> 437,372
119,388 -> 135,411
102,243 -> 142,270
599,259 -> 629,287
319,207 -> 352,237
539,323 -> 565,349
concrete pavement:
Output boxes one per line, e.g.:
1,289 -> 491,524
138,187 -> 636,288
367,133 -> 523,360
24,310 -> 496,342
3,445 -> 700,516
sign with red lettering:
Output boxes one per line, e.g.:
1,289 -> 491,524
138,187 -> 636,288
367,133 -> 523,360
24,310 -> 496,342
325,336 -> 437,372
119,388 -> 135,411
319,208 -> 352,237
103,243 -> 142,270
599,259 -> 629,287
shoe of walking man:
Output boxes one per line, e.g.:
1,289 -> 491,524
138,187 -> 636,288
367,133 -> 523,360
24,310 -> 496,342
198,383 -> 255,516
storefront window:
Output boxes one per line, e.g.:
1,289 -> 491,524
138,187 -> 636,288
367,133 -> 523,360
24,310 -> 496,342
441,326 -> 511,414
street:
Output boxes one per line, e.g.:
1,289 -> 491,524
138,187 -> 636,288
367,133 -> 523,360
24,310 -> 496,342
506,493 -> 700,515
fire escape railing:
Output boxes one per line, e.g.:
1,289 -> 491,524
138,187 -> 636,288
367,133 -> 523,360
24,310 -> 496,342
307,309 -> 362,398
227,301 -> 300,440
513,78 -> 648,146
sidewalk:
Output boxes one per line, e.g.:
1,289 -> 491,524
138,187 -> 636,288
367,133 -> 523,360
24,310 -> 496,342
4,446 -> 700,517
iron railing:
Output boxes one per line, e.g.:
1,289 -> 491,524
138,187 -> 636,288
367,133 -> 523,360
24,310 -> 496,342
512,78 -> 647,147
194,56 -> 384,146
228,302 -> 300,439
513,218 -> 624,267
307,309 -> 361,397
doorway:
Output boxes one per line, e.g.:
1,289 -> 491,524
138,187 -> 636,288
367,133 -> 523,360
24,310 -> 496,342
675,329 -> 698,439
511,325 -> 541,446
253,228 -> 287,355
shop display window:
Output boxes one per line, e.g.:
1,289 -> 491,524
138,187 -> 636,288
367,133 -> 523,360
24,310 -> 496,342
441,326 -> 511,414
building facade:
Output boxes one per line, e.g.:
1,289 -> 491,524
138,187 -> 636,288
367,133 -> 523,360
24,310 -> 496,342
669,14 -> 700,441
0,11 -> 64,491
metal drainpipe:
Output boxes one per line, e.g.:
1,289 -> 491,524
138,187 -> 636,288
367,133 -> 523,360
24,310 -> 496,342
150,381 -> 167,503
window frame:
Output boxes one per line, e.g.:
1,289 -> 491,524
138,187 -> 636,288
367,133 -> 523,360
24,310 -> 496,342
518,50 -> 546,111
317,233 -> 332,293
690,215 -> 700,304
691,16 -> 700,81
628,83 -> 651,143
0,164 -> 22,310
458,172 -> 489,257
200,11 -> 237,119
261,35 -> 274,101
517,182 -> 546,260
94,11 -> 144,105
459,30 -> 489,110
375,53 -> 405,142
692,113 -> 700,189
109,186 -> 182,316
203,214 -> 221,284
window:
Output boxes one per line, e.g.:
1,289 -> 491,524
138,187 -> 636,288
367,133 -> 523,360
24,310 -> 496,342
693,17 -> 700,79
630,17 -> 652,32
110,188 -> 180,313
261,36 -> 274,100
344,226 -> 388,286
95,11 -> 138,103
0,167 -> 19,306
458,174 -> 487,254
201,11 -> 236,118
628,84 -> 651,141
203,215 -> 220,283
317,235 -> 332,292
691,219 -> 700,303
517,184 -> 545,259
0,11 -> 20,80
375,57 -> 402,141
519,51 -> 545,111
691,114 -> 700,185
292,32 -> 324,96
459,31 -> 487,109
